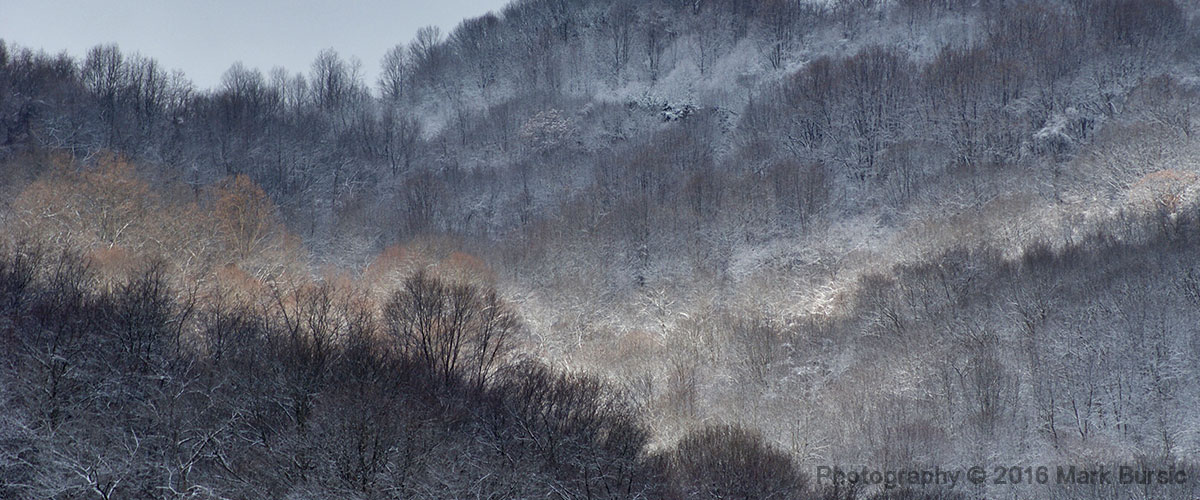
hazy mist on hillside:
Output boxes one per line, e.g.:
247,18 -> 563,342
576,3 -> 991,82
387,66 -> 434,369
2,1 -> 1200,498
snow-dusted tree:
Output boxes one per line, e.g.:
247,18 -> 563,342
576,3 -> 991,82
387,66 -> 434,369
309,48 -> 362,111
452,13 -> 502,93
519,108 -> 574,154
601,1 -> 635,84
377,43 -> 409,102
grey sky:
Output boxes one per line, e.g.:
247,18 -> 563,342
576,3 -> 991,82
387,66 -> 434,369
0,0 -> 512,90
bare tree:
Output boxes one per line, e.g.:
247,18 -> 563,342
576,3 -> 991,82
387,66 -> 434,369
384,271 -> 517,388
377,43 -> 409,102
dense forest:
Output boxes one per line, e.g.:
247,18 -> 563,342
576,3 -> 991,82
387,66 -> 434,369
2,0 -> 1200,498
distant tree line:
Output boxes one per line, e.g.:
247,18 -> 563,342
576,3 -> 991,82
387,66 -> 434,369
1,1 -> 1194,267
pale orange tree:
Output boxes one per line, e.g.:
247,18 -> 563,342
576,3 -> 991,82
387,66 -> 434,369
208,174 -> 304,284
10,153 -> 155,251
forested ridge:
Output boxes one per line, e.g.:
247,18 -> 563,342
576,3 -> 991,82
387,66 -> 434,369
2,0 -> 1200,498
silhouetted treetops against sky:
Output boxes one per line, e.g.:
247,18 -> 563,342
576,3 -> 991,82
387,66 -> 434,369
2,0 -> 1200,498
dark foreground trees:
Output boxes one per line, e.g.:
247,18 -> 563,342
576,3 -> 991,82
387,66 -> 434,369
0,245 -> 823,499
657,424 -> 809,499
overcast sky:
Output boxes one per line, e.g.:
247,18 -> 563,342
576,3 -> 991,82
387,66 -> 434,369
0,0 -> 512,90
